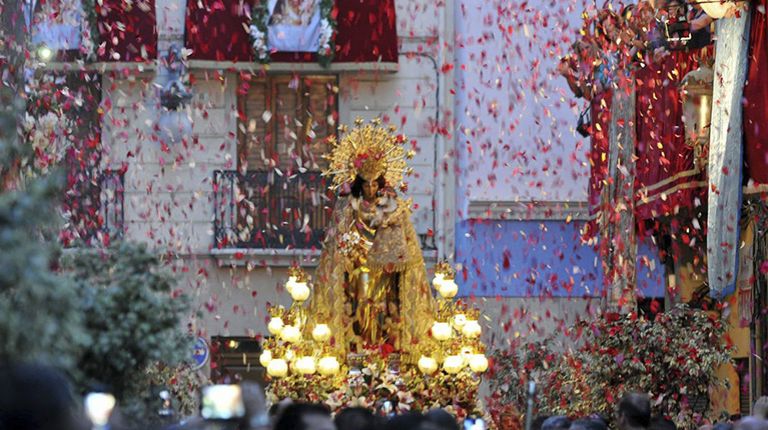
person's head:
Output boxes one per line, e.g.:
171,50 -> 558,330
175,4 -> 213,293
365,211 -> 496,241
336,407 -> 379,430
0,363 -> 86,430
350,175 -> 385,201
714,423 -> 735,430
736,417 -> 768,430
543,416 -> 572,430
649,417 -> 677,430
570,418 -> 608,430
754,397 -> 768,419
240,382 -> 269,430
384,412 -> 426,430
533,416 -> 552,430
617,392 -> 652,430
425,409 -> 459,430
273,403 -> 334,430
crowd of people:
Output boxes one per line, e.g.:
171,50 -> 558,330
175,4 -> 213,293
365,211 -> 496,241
5,362 -> 768,430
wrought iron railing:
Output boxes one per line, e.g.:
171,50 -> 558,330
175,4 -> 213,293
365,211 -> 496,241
213,170 -> 334,249
212,169 -> 437,251
61,169 -> 125,247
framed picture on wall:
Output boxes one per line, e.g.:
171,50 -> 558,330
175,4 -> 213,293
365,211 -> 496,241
266,0 -> 321,52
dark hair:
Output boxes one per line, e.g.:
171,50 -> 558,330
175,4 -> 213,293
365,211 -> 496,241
533,416 -> 552,430
384,412 -> 426,430
649,417 -> 676,430
543,416 -> 573,430
273,403 -> 331,430
0,363 -> 81,430
425,409 -> 459,430
714,423 -> 735,430
571,418 -> 608,430
618,392 -> 652,429
350,175 -> 386,198
336,407 -> 380,430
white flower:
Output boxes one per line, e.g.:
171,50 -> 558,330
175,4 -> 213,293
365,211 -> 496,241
318,18 -> 333,55
249,25 -> 268,60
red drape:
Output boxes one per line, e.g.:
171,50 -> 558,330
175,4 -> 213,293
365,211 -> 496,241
334,0 -> 398,63
634,50 -> 703,222
96,0 -> 157,61
186,0 -> 399,63
185,0 -> 256,62
744,0 -> 768,183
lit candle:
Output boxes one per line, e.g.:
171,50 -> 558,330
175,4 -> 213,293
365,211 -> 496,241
462,320 -> 482,338
443,355 -> 465,374
267,317 -> 284,335
290,282 -> 311,302
317,356 -> 340,375
280,325 -> 302,343
294,356 -> 317,375
312,324 -> 332,342
469,354 -> 489,373
267,359 -> 288,378
438,278 -> 458,298
431,322 -> 453,341
259,350 -> 272,367
417,356 -> 438,374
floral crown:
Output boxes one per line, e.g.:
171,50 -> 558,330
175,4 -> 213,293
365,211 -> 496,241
323,118 -> 414,189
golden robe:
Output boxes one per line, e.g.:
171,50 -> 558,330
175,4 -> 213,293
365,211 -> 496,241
310,192 -> 436,359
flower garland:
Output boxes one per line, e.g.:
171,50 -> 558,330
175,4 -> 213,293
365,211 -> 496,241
248,0 -> 336,67
80,0 -> 99,60
265,352 -> 492,426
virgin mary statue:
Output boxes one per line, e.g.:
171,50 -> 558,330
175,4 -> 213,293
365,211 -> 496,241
310,119 -> 436,359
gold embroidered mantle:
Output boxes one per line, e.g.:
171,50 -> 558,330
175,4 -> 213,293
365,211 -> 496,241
309,194 -> 436,360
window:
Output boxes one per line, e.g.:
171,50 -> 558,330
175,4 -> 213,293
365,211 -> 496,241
212,75 -> 337,250
238,74 -> 337,172
209,336 -> 265,385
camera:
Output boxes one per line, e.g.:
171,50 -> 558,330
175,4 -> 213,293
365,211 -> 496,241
84,392 -> 116,428
464,417 -> 486,430
201,385 -> 246,421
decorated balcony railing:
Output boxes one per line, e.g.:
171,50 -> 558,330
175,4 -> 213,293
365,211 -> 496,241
213,170 -> 334,250
213,170 -> 437,252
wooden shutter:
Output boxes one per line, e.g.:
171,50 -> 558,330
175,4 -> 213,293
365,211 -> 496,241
241,78 -> 269,170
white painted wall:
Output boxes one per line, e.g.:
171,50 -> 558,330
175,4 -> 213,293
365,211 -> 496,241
454,0 -> 592,213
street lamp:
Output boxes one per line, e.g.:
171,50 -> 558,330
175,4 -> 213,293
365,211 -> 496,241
36,44 -> 54,62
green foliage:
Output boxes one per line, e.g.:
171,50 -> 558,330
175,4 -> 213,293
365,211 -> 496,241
63,241 -> 193,405
488,305 -> 732,430
0,172 -> 89,369
146,362 -> 209,417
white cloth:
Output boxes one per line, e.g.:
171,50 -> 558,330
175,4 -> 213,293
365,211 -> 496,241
707,11 -> 751,298
266,0 -> 320,52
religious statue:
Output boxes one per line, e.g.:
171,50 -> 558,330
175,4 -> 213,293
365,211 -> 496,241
310,119 -> 436,358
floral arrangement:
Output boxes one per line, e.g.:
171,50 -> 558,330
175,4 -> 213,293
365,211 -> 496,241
248,0 -> 336,67
21,111 -> 69,175
487,304 -> 732,430
146,362 -> 209,417
266,351 -> 490,425
80,0 -> 99,59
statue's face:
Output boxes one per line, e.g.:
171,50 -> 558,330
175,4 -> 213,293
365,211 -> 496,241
362,179 -> 379,200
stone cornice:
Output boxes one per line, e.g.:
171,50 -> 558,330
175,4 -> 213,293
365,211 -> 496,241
467,200 -> 591,221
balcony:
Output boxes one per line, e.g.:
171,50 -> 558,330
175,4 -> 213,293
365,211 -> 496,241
213,170 -> 334,251
60,169 -> 125,247
212,170 -> 437,266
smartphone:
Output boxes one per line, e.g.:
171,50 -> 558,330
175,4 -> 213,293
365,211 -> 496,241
464,418 -> 486,430
200,385 -> 246,420
84,392 -> 116,427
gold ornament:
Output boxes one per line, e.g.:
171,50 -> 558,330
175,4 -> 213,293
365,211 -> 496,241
323,118 -> 413,189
